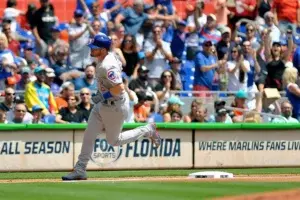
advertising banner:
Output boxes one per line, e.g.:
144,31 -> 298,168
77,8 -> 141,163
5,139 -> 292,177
74,130 -> 192,169
194,130 -> 300,167
0,131 -> 73,171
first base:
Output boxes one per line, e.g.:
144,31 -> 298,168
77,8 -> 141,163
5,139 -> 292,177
188,171 -> 234,179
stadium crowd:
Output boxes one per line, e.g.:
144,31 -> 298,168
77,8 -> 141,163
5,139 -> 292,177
0,0 -> 299,124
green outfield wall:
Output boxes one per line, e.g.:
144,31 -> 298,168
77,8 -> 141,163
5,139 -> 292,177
0,123 -> 299,171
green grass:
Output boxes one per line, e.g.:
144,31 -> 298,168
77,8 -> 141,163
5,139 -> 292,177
0,182 -> 300,200
0,168 -> 300,180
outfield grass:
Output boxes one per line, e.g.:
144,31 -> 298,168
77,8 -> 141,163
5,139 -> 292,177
0,182 -> 300,200
0,168 -> 300,180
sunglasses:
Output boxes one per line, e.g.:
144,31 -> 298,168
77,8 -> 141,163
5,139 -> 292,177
6,93 -> 15,96
80,93 -> 90,96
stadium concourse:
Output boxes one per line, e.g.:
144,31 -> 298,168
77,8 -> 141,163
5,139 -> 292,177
0,0 -> 298,124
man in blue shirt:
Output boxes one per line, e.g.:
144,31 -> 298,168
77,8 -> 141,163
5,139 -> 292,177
193,40 -> 225,97
72,64 -> 97,91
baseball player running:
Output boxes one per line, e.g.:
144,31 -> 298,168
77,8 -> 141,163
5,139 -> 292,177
62,35 -> 161,181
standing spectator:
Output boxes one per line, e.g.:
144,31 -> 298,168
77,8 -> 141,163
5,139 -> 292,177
3,0 -> 25,32
227,45 -> 251,91
25,67 -> 58,115
263,29 -> 293,90
193,40 -> 224,97
198,14 -> 221,46
115,24 -> 126,44
56,95 -> 85,123
216,27 -> 233,60
55,82 -> 75,110
45,67 -> 60,96
2,21 -> 20,56
169,57 -> 183,90
170,20 -> 187,59
272,101 -> 299,123
7,103 -> 31,124
115,0 -> 176,35
32,0 -> 57,57
48,26 -> 69,60
69,10 -> 93,70
0,87 -> 15,112
272,0 -> 300,33
121,34 -> 139,77
77,88 -> 93,122
262,12 -> 281,43
282,67 -> 300,120
144,25 -> 173,86
231,0 -> 257,23
24,3 -> 37,30
256,0 -> 272,25
110,33 -> 126,66
154,70 -> 177,104
215,0 -> 231,27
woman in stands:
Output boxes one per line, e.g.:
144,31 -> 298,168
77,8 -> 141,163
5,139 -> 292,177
282,67 -> 300,121
110,33 -> 126,67
226,45 -> 250,92
121,34 -> 139,77
263,28 -> 294,91
183,99 -> 203,123
154,70 -> 177,104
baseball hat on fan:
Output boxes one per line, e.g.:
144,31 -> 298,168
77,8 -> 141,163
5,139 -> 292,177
138,66 -> 149,73
88,34 -> 112,50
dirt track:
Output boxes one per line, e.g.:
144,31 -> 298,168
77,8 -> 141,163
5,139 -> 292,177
1,175 -> 300,199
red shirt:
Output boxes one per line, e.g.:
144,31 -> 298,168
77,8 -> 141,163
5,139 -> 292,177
234,0 -> 256,18
8,39 -> 20,56
273,0 -> 299,23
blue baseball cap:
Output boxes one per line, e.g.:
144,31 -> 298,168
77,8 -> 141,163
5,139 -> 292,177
167,96 -> 185,106
32,105 -> 43,112
34,66 -> 45,74
88,35 -> 112,50
51,25 -> 61,32
74,9 -> 84,17
235,90 -> 248,99
24,42 -> 34,50
177,20 -> 187,27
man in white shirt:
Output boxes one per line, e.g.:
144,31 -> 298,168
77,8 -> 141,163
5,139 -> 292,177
144,25 -> 173,86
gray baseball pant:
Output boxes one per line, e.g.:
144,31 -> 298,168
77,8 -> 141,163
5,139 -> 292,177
76,95 -> 151,169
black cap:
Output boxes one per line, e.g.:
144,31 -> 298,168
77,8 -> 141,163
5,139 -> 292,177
216,108 -> 227,116
14,95 -> 25,104
138,66 -> 149,73
214,100 -> 226,107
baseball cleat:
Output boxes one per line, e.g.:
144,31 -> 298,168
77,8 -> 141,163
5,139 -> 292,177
62,170 -> 87,181
148,123 -> 161,148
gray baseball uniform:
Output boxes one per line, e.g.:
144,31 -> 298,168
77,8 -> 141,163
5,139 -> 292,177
76,53 -> 153,169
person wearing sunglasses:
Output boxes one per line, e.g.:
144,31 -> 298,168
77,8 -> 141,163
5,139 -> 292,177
8,103 -> 29,124
0,87 -> 15,112
77,87 -> 93,121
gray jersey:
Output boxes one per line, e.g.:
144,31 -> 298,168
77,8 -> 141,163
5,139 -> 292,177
96,52 -> 124,99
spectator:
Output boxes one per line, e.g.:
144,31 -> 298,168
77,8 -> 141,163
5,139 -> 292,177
170,110 -> 183,122
183,99 -> 203,122
198,14 -> 221,46
262,12 -> 281,44
115,0 -> 176,35
0,87 -> 15,111
263,29 -> 293,90
170,21 -> 187,59
121,34 -> 139,77
16,67 -> 31,90
122,72 -> 138,123
272,0 -> 300,33
216,27 -> 233,60
55,82 -> 75,110
69,10 -> 93,70
272,101 -> 299,123
230,90 -> 248,122
169,57 -> 183,90
215,0 -> 231,27
134,91 -> 150,122
208,100 -> 233,123
3,0 -> 25,32
192,104 -> 208,123
8,103 -> 31,124
0,109 -> 7,124
293,45 -> 300,72
256,0 -> 272,25
24,67 -> 58,115
2,21 -> 20,56
129,66 -> 153,93
48,26 -> 69,59
32,0 -> 57,57
193,40 -> 224,97
110,33 -> 126,66
24,3 -> 37,30
56,95 -> 85,123
186,0 -> 206,31
154,70 -> 177,104
162,96 -> 184,122
144,25 -> 173,86
45,67 -> 60,96
90,19 -> 105,36
77,87 -> 93,122
71,64 -> 97,91
282,67 -> 300,120
31,105 -> 43,124
22,42 -> 43,69
227,45 -> 250,91
115,24 -> 125,44
231,0 -> 257,24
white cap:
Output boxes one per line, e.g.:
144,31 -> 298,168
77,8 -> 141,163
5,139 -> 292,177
45,68 -> 55,77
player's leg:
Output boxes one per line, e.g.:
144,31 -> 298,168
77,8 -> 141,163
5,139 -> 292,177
100,100 -> 161,147
62,105 -> 103,181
